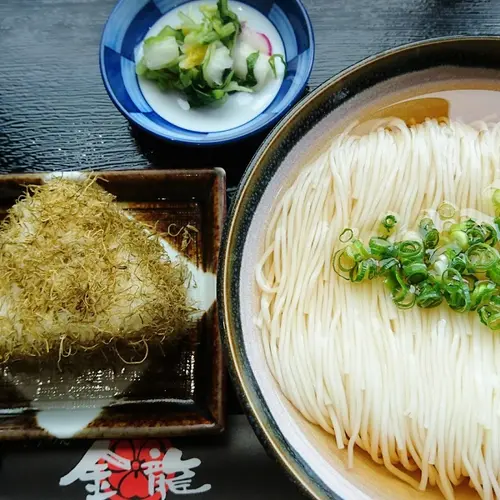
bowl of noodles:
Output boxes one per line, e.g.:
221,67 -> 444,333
218,36 -> 500,500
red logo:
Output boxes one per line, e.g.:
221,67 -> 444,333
60,438 -> 212,499
99,440 -> 175,500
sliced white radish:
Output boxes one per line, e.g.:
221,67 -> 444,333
143,36 -> 179,70
233,40 -> 255,80
240,23 -> 272,56
253,53 -> 272,90
203,42 -> 233,87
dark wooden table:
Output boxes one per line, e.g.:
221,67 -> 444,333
2,0 -> 500,498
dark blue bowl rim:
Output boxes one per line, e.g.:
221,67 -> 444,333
218,35 -> 500,500
98,0 -> 316,146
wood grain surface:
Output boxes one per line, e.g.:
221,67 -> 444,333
3,0 -> 500,187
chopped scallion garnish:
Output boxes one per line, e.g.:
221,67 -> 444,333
339,228 -> 354,243
438,202 -> 456,220
334,193 -> 500,331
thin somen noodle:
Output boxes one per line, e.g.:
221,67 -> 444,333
255,118 -> 500,499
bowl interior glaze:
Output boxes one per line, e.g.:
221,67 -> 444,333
219,38 -> 500,500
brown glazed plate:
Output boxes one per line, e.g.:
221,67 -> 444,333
0,169 -> 226,440
218,37 -> 500,500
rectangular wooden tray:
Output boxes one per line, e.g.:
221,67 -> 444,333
0,169 -> 226,439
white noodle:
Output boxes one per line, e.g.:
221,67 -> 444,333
255,118 -> 500,499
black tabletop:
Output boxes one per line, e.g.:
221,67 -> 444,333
2,0 -> 500,498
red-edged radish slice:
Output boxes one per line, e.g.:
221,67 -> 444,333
240,23 -> 272,56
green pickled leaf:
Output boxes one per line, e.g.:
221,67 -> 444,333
158,25 -> 184,42
135,0 -> 255,108
241,51 -> 259,87
268,54 -> 286,78
225,81 -> 253,93
136,58 -> 148,76
179,70 -> 193,88
217,22 -> 236,39
197,29 -> 220,45
217,0 -> 238,23
200,4 -> 218,20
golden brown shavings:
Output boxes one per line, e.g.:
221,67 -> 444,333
0,176 -> 193,363
166,223 -> 199,251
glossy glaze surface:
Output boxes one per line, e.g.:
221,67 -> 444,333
0,169 -> 226,439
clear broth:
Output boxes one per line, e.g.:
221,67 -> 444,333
353,80 -> 500,134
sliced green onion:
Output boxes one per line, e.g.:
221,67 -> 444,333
438,202 -> 456,220
385,269 -> 415,309
465,243 -> 500,272
443,281 -> 471,312
450,253 -> 467,273
334,188 -> 500,331
383,268 -> 415,309
462,274 -> 478,291
403,261 -> 428,284
442,267 -> 463,285
493,189 -> 500,210
466,225 -> 487,245
369,237 -> 394,258
451,219 -> 475,232
395,291 -> 416,309
471,280 -> 496,310
429,245 -> 463,277
442,220 -> 454,233
384,268 -> 406,300
419,217 -> 434,233
450,230 -> 469,250
487,262 -> 500,285
350,259 -> 378,282
415,281 -> 443,309
430,256 -> 449,280
428,243 -> 460,266
486,313 -> 500,330
397,240 -> 424,263
419,218 -> 440,249
377,257 -> 400,274
339,228 -> 354,243
379,214 -> 398,237
494,216 -> 500,233
482,223 -> 499,246
478,304 -> 500,330
332,249 -> 352,281
346,239 -> 370,262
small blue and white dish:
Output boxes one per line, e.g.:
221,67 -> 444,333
99,0 -> 315,145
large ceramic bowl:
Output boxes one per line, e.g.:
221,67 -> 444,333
218,37 -> 500,500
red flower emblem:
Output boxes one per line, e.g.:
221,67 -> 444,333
98,439 -> 173,500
